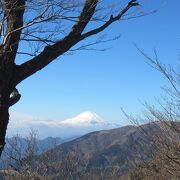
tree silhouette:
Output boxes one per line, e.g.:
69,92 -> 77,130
0,0 -> 139,156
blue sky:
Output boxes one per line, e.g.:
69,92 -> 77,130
11,0 -> 180,125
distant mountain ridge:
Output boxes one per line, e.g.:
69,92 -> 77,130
0,136 -> 64,168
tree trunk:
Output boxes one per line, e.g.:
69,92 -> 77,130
0,60 -> 13,156
0,93 -> 10,157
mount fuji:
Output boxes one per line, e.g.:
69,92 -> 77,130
8,111 -> 120,139
60,111 -> 110,126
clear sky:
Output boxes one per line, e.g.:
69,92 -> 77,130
11,0 -> 180,125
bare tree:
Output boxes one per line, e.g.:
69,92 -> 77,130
0,0 -> 141,156
126,50 -> 180,179
0,132 -> 46,179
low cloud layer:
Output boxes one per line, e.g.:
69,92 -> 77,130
8,111 -> 119,139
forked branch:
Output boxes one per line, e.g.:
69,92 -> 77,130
15,0 -> 139,84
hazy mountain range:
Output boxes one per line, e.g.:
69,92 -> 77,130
7,111 -> 119,139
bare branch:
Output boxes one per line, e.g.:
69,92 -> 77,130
81,0 -> 139,39
15,0 -> 139,84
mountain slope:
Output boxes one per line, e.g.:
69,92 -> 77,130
36,122 -> 178,178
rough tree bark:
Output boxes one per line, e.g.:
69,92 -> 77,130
0,0 -> 25,156
0,0 -> 139,156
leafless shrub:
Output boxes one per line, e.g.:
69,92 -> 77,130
127,50 -> 180,179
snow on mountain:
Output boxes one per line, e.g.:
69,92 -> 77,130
60,111 -> 107,126
8,111 -> 120,139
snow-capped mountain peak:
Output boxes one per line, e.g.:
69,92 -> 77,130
60,111 -> 106,126
8,111 -> 120,138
